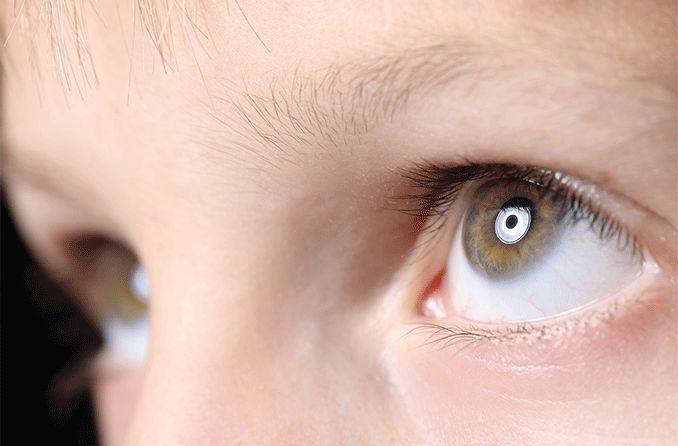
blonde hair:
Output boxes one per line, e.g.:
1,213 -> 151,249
1,0 -> 213,95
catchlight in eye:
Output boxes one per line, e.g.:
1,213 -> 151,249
494,198 -> 532,245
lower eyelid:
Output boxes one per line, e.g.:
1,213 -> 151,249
391,289 -> 676,414
404,266 -> 673,370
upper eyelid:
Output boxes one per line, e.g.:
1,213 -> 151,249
395,161 -> 644,255
396,162 -> 577,219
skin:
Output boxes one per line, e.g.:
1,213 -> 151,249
1,0 -> 677,444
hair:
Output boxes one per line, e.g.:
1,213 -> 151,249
1,0 -> 214,95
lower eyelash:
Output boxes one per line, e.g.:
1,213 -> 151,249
404,286 -> 653,352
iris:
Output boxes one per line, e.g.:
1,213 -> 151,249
462,179 -> 565,277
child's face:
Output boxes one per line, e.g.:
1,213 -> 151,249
2,1 -> 676,444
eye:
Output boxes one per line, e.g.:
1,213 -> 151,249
60,238 -> 151,367
101,261 -> 150,366
449,177 -> 643,323
403,163 -> 656,330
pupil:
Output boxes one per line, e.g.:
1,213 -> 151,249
505,214 -> 518,229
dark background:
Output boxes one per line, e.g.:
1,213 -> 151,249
1,194 -> 100,444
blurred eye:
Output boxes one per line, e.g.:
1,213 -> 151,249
101,261 -> 150,366
52,236 -> 151,367
448,177 -> 643,323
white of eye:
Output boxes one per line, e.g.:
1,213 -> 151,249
103,263 -> 150,367
448,218 -> 644,323
130,263 -> 151,303
495,206 -> 531,244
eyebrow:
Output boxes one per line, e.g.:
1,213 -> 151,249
200,43 -> 490,166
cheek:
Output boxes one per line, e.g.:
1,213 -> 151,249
93,368 -> 144,446
385,290 -> 677,445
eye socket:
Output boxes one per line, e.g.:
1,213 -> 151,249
447,177 -> 645,323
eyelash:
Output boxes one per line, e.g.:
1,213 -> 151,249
398,161 -> 640,253
405,294 -> 640,350
397,161 -> 645,349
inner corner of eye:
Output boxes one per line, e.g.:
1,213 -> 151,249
415,270 -> 450,320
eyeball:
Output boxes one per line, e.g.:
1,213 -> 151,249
102,262 -> 150,366
130,263 -> 150,304
449,178 -> 643,323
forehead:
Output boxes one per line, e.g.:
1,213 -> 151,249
1,0 -> 675,208
2,0 -> 673,95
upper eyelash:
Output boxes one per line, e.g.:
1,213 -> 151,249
396,161 -> 640,256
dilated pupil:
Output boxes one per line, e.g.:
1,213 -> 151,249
505,214 -> 518,229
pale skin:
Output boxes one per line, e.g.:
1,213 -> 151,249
1,1 -> 677,445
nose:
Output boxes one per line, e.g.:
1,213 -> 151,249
120,262 -> 406,444
116,174 -> 417,444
